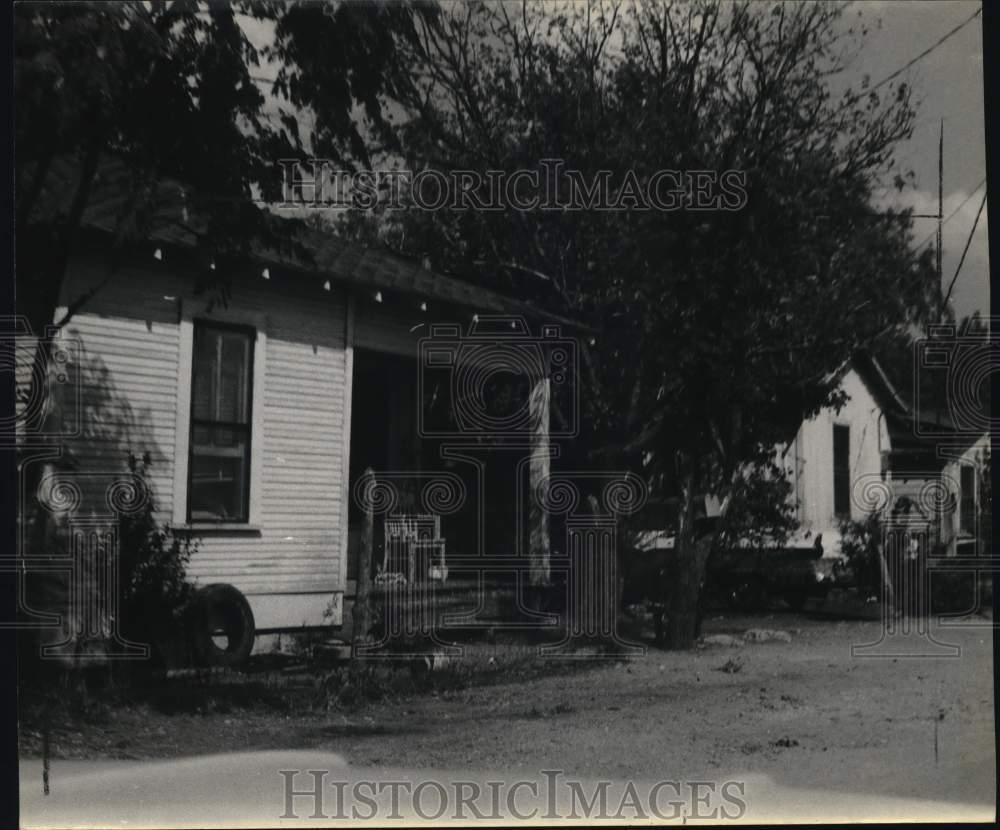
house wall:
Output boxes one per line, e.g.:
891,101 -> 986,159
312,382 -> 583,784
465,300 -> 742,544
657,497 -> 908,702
783,368 -> 891,552
47,250 -> 355,634
940,433 -> 990,557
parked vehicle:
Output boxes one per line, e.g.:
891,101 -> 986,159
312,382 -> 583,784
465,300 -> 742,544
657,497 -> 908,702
706,531 -> 845,611
624,496 -> 846,618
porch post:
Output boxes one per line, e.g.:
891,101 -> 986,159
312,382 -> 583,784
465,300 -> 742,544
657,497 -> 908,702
337,291 -> 355,627
528,375 -> 551,587
352,467 -> 375,646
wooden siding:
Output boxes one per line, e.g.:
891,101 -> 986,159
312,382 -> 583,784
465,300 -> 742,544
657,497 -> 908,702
940,434 -> 990,556
44,252 -> 353,628
59,265 -> 183,519
783,368 -> 891,552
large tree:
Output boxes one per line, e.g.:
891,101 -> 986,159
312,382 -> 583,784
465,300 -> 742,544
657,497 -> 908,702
286,0 -> 941,646
15,0 -> 433,349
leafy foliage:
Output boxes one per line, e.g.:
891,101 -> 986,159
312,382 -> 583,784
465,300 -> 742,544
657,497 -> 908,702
117,452 -> 197,654
284,0 -> 940,645
838,512 -> 884,601
268,0 -> 438,166
15,0 -> 428,336
715,461 -> 799,553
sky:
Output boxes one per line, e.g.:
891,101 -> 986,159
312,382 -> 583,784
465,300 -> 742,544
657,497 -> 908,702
244,1 -> 990,320
838,1 -> 988,321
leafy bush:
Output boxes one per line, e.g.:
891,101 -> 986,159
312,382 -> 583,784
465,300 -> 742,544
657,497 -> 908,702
839,512 -> 883,600
715,460 -> 799,552
116,452 -> 197,661
840,510 -> 989,614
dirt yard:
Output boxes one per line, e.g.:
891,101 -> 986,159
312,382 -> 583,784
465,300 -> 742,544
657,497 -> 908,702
19,613 -> 996,808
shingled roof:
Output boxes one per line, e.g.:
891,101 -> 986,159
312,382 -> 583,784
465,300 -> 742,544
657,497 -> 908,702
32,156 -> 588,331
848,351 -> 987,468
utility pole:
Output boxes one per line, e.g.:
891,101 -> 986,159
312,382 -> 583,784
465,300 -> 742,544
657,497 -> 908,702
937,119 -> 944,294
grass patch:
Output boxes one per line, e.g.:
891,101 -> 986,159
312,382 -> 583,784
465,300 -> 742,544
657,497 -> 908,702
314,642 -> 624,710
19,639 -> 627,738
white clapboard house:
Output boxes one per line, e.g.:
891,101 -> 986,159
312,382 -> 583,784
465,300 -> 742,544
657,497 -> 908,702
17,168 -> 579,656
780,352 -> 989,559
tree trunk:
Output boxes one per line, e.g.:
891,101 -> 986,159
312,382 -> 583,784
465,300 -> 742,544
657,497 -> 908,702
665,474 -> 715,649
667,533 -> 713,649
527,375 -> 551,607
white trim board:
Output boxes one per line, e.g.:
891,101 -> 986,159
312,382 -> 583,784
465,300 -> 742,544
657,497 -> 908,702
171,300 -> 269,528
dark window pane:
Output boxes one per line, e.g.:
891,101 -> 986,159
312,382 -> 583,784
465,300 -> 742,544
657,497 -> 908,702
191,327 -> 251,424
833,425 -> 850,518
191,330 -> 217,421
189,425 -> 249,521
189,323 -> 254,523
218,333 -> 250,423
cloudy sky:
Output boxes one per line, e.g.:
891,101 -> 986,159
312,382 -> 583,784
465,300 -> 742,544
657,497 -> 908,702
843,1 -> 987,321
246,1 -> 989,320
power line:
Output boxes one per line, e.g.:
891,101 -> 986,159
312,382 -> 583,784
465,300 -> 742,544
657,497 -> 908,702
865,7 -> 982,96
914,177 -> 987,250
942,190 -> 987,309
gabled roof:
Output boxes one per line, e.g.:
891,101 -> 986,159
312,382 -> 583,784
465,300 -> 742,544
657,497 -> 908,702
851,350 -> 989,466
850,350 -> 910,416
789,351 -> 986,469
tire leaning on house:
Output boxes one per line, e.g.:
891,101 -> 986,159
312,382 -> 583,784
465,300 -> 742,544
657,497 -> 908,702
187,584 -> 256,668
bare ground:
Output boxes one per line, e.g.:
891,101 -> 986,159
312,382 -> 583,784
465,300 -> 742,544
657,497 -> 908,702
18,613 -> 996,808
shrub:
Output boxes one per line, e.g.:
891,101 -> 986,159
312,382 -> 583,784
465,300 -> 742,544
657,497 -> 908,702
116,452 -> 197,663
715,460 -> 799,552
839,512 -> 883,600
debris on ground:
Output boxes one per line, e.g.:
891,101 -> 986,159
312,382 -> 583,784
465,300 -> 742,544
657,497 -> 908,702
716,657 -> 745,674
700,629 -> 792,647
700,634 -> 745,648
743,628 -> 793,643
771,736 -> 800,748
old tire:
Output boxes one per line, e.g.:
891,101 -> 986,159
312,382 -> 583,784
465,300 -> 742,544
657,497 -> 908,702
188,584 -> 255,668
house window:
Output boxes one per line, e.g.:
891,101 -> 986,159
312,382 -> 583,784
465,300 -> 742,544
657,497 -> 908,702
188,322 -> 254,522
833,424 -> 850,518
960,464 -> 976,536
